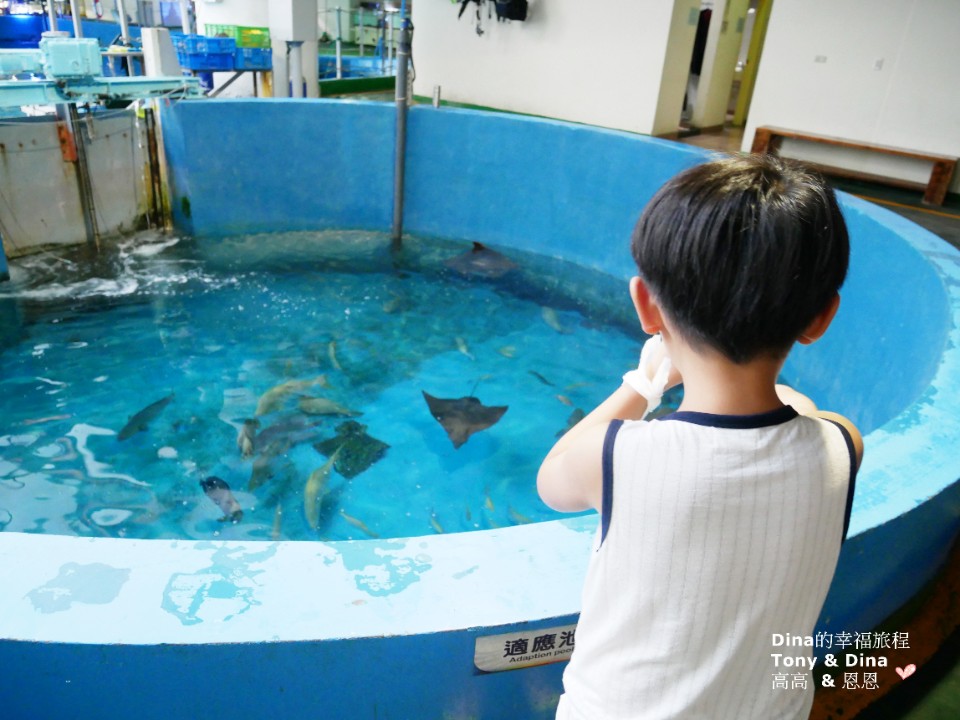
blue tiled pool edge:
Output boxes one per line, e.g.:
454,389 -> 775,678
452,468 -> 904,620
2,100 -> 959,719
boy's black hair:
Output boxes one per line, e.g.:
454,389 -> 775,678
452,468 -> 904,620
631,154 -> 849,363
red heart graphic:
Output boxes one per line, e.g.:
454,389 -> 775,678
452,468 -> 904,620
895,664 -> 916,680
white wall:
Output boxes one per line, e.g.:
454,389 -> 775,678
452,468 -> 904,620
745,0 -> 960,193
411,0 -> 682,135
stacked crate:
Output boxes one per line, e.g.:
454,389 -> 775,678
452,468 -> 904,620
174,35 -> 236,71
206,24 -> 273,71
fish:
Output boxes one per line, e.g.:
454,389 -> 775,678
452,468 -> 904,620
484,488 -> 495,512
314,420 -> 389,479
23,414 -> 72,426
455,337 -> 474,360
117,393 -> 174,441
465,506 -> 472,522
297,396 -> 362,417
430,512 -> 445,534
199,476 -> 243,523
236,418 -> 260,459
304,447 -> 342,530
422,391 -> 508,449
271,504 -> 284,540
382,291 -> 413,315
556,394 -> 573,406
340,509 -> 379,538
528,370 -> 555,387
249,448 -> 285,491
328,341 -> 342,371
508,506 -> 533,525
443,241 -> 518,279
255,376 -> 329,416
556,408 -> 587,438
541,307 -> 570,334
497,346 -> 516,358
255,414 -> 325,449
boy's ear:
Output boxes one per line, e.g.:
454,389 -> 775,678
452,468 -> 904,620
798,294 -> 841,345
629,276 -> 665,335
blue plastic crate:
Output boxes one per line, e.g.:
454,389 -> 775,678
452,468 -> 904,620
176,34 -> 236,54
177,51 -> 234,71
234,47 -> 272,71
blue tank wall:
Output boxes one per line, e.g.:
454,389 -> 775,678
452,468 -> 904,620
164,98 -> 960,623
3,100 -> 957,720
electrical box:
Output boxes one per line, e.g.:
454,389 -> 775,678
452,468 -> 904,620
39,37 -> 102,79
0,50 -> 43,78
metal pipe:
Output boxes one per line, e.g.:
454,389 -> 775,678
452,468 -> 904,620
358,7 -> 365,57
379,9 -> 386,76
69,0 -> 82,37
335,7 -> 342,80
67,104 -> 100,247
390,20 -> 412,246
116,0 -> 132,45
46,0 -> 58,32
386,12 -> 393,64
289,41 -> 303,98
143,106 -> 163,228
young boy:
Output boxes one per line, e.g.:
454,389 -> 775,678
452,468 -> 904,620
538,154 -> 863,720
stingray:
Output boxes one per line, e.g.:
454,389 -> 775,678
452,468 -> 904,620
314,420 -> 389,479
422,391 -> 508,449
443,242 -> 518,279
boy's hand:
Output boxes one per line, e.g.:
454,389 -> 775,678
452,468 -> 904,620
622,334 -> 681,415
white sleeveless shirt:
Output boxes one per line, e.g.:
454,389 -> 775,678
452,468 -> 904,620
557,406 -> 856,720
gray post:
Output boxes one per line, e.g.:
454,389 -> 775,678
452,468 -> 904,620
179,0 -> 194,35
289,41 -> 304,97
390,20 -> 412,246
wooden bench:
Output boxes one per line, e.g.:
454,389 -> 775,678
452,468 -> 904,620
751,126 -> 957,206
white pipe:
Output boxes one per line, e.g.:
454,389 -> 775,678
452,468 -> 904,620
69,0 -> 82,37
335,7 -> 342,80
116,0 -> 132,44
358,7 -> 365,57
46,0 -> 58,32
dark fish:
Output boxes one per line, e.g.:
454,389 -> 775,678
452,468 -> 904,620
255,414 -> 325,448
200,476 -> 243,523
443,241 -> 518,279
422,391 -> 508,449
117,393 -> 174,441
528,370 -> 555,387
556,408 -> 587,438
314,420 -> 389,479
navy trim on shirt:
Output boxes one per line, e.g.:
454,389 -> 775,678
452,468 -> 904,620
656,405 -> 799,429
823,419 -> 859,543
599,419 -> 623,549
